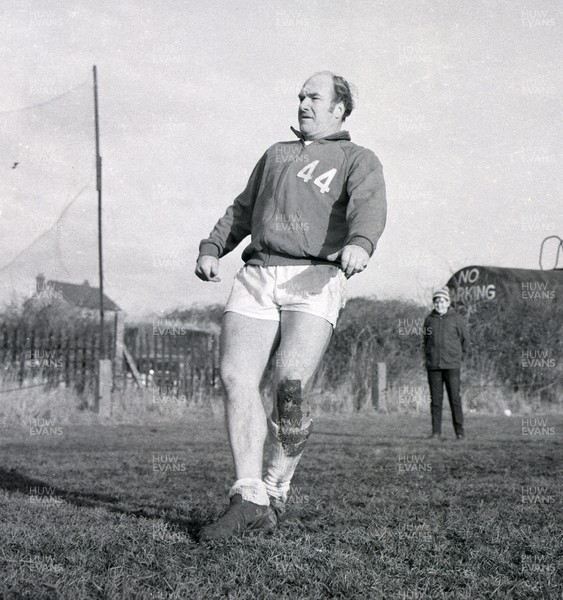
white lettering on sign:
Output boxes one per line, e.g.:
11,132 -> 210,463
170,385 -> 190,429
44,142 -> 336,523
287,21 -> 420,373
457,268 -> 480,285
450,285 -> 496,303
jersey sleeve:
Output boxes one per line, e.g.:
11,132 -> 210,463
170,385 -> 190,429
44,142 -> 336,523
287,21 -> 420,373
345,149 -> 387,256
198,152 -> 267,259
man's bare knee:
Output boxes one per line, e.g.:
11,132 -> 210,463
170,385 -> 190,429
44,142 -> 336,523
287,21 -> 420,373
275,378 -> 311,456
220,362 -> 260,397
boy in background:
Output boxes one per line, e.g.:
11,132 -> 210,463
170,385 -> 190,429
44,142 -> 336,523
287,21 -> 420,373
423,288 -> 468,440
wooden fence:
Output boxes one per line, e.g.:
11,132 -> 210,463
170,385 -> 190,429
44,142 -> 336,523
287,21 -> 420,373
0,321 -> 219,400
0,320 -> 393,411
122,324 -> 219,398
0,322 -> 115,393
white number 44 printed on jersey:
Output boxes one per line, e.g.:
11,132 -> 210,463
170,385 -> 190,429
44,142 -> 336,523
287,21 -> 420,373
296,160 -> 337,194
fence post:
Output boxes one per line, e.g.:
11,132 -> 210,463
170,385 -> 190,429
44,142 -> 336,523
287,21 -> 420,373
97,358 -> 112,417
113,311 -> 125,385
371,362 -> 387,412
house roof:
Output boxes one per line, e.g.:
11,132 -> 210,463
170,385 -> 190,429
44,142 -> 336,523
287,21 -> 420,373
47,279 -> 121,311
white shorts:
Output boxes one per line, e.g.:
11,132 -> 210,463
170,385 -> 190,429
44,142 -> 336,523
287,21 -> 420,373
224,265 -> 347,327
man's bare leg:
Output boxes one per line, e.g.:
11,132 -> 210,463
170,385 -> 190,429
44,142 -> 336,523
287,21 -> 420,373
264,311 -> 333,505
220,311 -> 280,480
200,312 -> 280,541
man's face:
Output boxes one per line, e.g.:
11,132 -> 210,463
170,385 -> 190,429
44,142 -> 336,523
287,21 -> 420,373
433,297 -> 450,315
298,74 -> 343,140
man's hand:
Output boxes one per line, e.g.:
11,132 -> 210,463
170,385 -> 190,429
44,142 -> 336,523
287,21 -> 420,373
195,255 -> 221,282
327,244 -> 370,278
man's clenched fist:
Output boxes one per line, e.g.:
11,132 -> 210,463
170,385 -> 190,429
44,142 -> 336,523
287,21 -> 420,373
327,244 -> 370,278
195,255 -> 221,282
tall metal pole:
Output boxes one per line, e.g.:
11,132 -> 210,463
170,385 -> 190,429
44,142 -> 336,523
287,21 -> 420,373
93,65 -> 105,359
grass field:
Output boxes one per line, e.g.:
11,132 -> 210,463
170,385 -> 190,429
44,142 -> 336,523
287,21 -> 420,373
0,413 -> 561,600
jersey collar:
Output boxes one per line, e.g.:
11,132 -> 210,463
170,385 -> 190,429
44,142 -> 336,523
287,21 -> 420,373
290,126 -> 351,142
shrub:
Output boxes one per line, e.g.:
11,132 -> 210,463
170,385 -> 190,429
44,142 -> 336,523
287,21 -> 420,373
465,298 -> 562,404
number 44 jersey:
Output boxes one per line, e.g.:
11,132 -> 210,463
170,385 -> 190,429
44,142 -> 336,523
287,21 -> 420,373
198,129 -> 387,267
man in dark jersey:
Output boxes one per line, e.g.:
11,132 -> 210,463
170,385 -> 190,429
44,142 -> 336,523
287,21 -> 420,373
195,71 -> 386,540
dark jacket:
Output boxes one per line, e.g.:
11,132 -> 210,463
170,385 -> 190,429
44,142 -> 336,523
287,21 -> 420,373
423,308 -> 468,370
198,130 -> 386,267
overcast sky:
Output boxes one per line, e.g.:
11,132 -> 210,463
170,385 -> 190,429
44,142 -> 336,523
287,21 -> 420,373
0,0 -> 561,317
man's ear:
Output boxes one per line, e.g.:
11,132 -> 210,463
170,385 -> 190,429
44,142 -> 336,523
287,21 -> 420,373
333,102 -> 345,120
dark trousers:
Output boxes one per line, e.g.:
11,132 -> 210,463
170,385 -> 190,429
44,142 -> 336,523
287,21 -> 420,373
427,369 -> 464,435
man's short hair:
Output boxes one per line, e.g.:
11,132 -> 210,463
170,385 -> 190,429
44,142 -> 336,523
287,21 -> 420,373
331,74 -> 355,122
308,71 -> 356,122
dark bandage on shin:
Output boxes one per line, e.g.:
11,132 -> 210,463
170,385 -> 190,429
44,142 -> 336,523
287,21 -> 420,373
276,379 -> 311,457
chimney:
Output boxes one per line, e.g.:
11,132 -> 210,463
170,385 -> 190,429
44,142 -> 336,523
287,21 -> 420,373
83,280 -> 89,286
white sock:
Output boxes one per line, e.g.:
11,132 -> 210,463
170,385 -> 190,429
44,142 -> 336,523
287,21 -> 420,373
229,477 -> 270,506
263,417 -> 312,503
